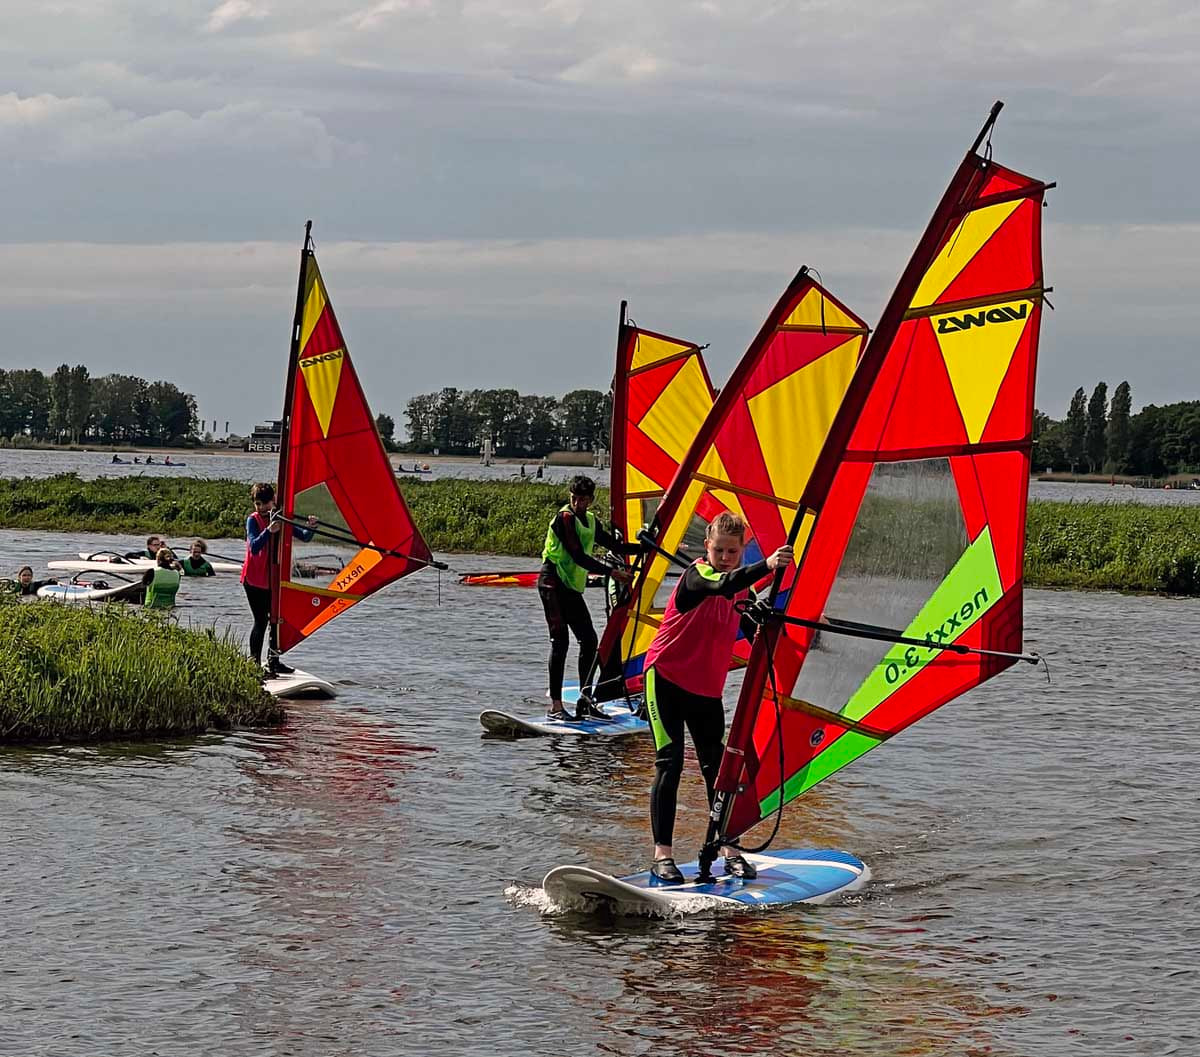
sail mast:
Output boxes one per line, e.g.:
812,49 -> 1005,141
699,102 -> 1012,874
269,220 -> 313,658
608,300 -> 629,537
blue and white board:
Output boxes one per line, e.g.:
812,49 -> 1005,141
480,684 -> 647,738
543,848 -> 869,913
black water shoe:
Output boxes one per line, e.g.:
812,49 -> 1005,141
724,853 -> 757,880
269,659 -> 296,676
651,857 -> 685,884
573,694 -> 606,720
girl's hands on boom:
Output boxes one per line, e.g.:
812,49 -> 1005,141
765,545 -> 794,571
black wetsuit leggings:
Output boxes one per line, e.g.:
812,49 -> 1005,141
537,567 -> 597,702
244,584 -> 271,665
646,668 -> 726,848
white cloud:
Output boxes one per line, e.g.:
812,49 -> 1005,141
0,92 -> 341,165
204,0 -> 269,34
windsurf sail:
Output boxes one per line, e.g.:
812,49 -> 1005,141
270,223 -> 436,656
607,302 -> 716,547
702,102 -> 1049,866
591,269 -> 868,701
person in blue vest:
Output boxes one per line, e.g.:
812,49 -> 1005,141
539,475 -> 641,721
141,547 -> 182,610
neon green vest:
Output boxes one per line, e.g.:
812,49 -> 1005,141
144,567 -> 181,609
542,504 -> 596,593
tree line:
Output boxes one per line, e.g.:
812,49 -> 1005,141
404,387 -> 612,456
0,366 -> 198,446
1033,381 -> 1200,477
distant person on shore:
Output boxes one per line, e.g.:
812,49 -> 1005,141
519,464 -> 526,479
125,536 -> 163,561
142,548 -> 181,609
241,482 -> 318,676
538,474 -> 641,721
535,464 -> 543,480
181,539 -> 215,577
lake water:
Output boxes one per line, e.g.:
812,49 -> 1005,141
3,449 -> 1200,507
1,528 -> 1196,1056
0,449 -> 601,487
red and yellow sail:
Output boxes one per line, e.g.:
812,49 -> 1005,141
608,305 -> 716,546
272,229 -> 432,655
593,270 -> 868,700
711,105 -> 1048,846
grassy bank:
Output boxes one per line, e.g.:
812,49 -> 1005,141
3,474 -> 1200,595
1025,501 -> 1200,594
0,596 -> 282,743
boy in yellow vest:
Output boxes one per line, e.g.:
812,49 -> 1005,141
539,475 -> 640,720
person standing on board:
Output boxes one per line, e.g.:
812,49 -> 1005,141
643,512 -> 793,884
241,482 -> 317,676
181,539 -> 215,577
142,547 -> 182,609
539,474 -> 639,721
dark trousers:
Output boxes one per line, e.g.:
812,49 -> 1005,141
537,568 -> 597,701
244,584 -> 271,664
646,667 -> 725,847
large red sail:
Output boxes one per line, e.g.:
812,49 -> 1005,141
709,104 -> 1049,851
592,270 -> 867,700
271,227 -> 433,655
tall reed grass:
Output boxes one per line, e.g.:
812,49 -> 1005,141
4,475 -> 1200,594
0,596 -> 281,743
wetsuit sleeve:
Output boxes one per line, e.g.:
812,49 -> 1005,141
674,559 -> 769,614
552,511 -> 612,576
291,524 -> 315,543
141,569 -> 154,585
247,515 -> 272,555
593,521 -> 644,557
202,560 -> 215,577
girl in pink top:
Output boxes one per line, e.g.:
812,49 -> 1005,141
643,512 -> 792,884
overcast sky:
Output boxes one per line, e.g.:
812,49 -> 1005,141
2,0 -> 1196,435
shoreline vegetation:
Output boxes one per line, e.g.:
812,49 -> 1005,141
0,474 -> 1198,596
0,596 -> 282,744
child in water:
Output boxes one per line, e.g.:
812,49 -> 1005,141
181,539 -> 215,577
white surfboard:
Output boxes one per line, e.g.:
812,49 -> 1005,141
263,668 -> 337,699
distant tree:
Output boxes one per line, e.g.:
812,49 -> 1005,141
1033,419 -> 1069,472
49,365 -> 72,442
375,412 -> 396,451
67,365 -> 91,444
404,393 -> 437,450
145,381 -> 197,443
91,375 -> 148,443
1106,381 -> 1132,473
1085,382 -> 1108,472
522,395 -> 560,456
558,389 -> 608,451
1065,387 -> 1087,472
473,388 -> 523,455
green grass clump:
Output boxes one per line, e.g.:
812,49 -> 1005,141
0,596 -> 282,743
